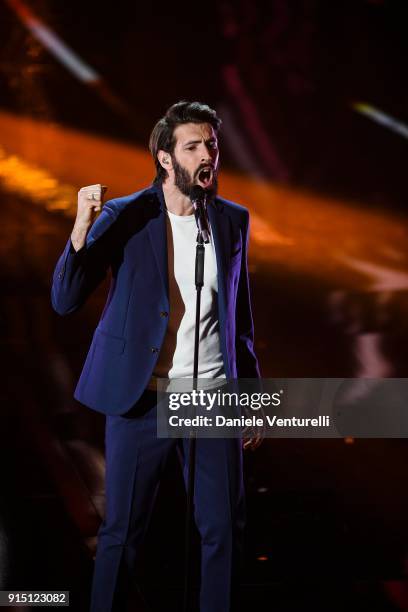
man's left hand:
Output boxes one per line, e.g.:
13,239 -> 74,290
243,432 -> 263,451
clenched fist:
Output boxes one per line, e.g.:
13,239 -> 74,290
71,184 -> 107,252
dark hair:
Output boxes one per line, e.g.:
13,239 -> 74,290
149,101 -> 222,184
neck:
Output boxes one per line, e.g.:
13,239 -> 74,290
162,180 -> 193,216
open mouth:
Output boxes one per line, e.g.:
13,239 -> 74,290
197,167 -> 213,188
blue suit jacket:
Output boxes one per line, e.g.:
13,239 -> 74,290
51,183 -> 259,415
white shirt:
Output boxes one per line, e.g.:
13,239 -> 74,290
153,209 -> 225,379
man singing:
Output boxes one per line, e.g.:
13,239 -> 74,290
51,101 -> 260,611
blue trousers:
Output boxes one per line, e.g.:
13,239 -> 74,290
90,390 -> 245,612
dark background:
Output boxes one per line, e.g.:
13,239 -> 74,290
0,1 -> 407,610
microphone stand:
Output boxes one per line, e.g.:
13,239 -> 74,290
183,223 -> 206,612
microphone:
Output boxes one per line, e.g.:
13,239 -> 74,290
190,185 -> 210,243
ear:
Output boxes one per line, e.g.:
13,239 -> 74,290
158,150 -> 173,171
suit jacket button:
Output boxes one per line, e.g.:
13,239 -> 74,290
58,272 -> 63,279
151,347 -> 159,353
160,311 -> 168,318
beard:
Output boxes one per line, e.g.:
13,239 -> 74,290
171,154 -> 218,200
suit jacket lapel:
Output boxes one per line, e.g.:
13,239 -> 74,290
147,186 -> 169,300
208,199 -> 231,376
208,199 -> 231,295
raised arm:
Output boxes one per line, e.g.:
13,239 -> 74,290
51,184 -> 117,315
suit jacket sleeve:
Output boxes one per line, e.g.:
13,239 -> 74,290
235,210 -> 261,378
51,201 -> 118,315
